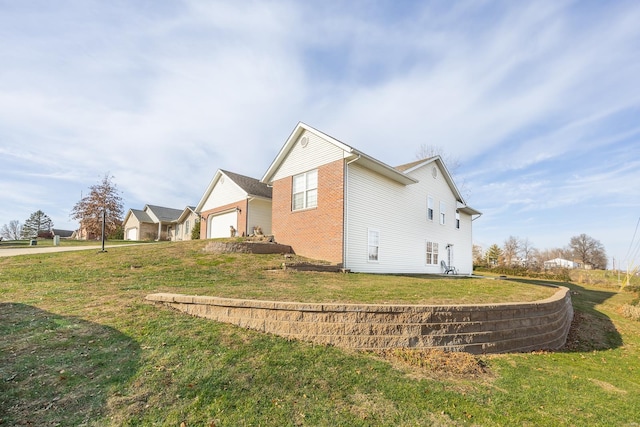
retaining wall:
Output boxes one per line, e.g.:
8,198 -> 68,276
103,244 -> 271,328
146,287 -> 573,354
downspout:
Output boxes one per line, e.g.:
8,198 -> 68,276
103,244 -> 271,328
343,155 -> 361,269
245,197 -> 250,236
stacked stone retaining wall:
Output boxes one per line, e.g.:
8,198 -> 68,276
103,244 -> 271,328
146,287 -> 573,354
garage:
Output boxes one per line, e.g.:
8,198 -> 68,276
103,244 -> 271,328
208,210 -> 238,238
126,228 -> 138,240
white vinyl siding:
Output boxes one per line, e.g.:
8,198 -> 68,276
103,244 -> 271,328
292,170 -> 318,211
247,198 -> 272,235
345,161 -> 474,274
427,196 -> 434,221
201,176 -> 247,212
271,131 -> 344,181
368,229 -> 380,262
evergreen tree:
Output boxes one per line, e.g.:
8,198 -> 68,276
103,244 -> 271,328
191,219 -> 201,240
71,174 -> 124,240
486,244 -> 503,267
21,210 -> 53,238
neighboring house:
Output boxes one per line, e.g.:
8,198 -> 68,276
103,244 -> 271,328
52,229 -> 75,238
195,169 -> 272,239
172,206 -> 198,241
123,204 -> 184,241
544,258 -> 580,269
261,122 -> 481,274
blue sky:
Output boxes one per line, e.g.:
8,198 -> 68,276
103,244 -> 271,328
1,1 -> 639,268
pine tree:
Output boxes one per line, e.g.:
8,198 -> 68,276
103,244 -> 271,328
21,210 -> 53,238
71,174 -> 124,240
486,244 -> 503,267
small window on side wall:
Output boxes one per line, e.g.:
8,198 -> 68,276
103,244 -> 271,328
427,196 -> 434,221
368,229 -> 380,262
440,202 -> 446,225
455,211 -> 460,229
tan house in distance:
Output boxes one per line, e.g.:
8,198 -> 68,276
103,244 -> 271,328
123,204 -> 183,241
172,206 -> 199,241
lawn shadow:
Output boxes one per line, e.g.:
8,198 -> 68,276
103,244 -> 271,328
508,279 -> 623,352
0,303 -> 140,425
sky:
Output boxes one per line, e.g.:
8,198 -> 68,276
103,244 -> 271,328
1,0 -> 639,268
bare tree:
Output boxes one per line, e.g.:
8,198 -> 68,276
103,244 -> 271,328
71,174 -> 124,240
569,234 -> 607,269
502,236 -> 521,266
415,144 -> 468,197
472,244 -> 484,266
1,220 -> 23,240
520,238 -> 536,268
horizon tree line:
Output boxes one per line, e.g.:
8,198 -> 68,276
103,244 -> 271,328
474,233 -> 608,270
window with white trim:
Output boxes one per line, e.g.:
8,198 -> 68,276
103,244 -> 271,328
368,229 -> 380,262
455,211 -> 460,229
185,220 -> 190,235
426,241 -> 439,265
440,202 -> 446,225
427,196 -> 434,221
292,169 -> 318,211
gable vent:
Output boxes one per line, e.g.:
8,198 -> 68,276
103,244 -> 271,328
300,136 -> 309,148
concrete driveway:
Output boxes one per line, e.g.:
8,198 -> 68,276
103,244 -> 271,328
0,243 -> 146,257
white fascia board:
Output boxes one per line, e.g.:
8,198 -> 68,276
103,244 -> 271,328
405,156 -> 467,203
456,202 -> 482,216
195,169 -> 223,212
261,122 -> 354,184
350,151 -> 418,185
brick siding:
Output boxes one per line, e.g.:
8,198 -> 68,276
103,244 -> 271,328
200,199 -> 248,238
271,159 -> 344,264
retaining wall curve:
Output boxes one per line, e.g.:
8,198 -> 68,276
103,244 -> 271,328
146,287 -> 573,354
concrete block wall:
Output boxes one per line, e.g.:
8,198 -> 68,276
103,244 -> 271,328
146,287 -> 573,354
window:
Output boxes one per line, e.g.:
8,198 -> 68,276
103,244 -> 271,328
368,229 -> 380,262
440,202 -> 446,225
427,196 -> 434,221
185,220 -> 190,235
292,170 -> 318,211
426,241 -> 439,265
455,211 -> 460,229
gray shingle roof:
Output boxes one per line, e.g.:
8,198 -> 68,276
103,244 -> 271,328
145,205 -> 183,222
221,170 -> 272,199
394,157 -> 435,172
130,208 -> 153,223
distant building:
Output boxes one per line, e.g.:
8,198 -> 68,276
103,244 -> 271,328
544,258 -> 580,269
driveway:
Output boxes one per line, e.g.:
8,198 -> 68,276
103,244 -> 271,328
0,243 -> 146,257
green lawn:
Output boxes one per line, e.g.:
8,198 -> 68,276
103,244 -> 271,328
1,240 -> 638,426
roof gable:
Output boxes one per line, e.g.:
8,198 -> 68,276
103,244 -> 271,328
261,122 -> 416,185
195,169 -> 271,212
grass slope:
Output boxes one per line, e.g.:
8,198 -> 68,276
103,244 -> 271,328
1,240 -> 638,426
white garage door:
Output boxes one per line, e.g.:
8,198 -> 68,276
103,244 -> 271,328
126,228 -> 138,240
208,211 -> 238,238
